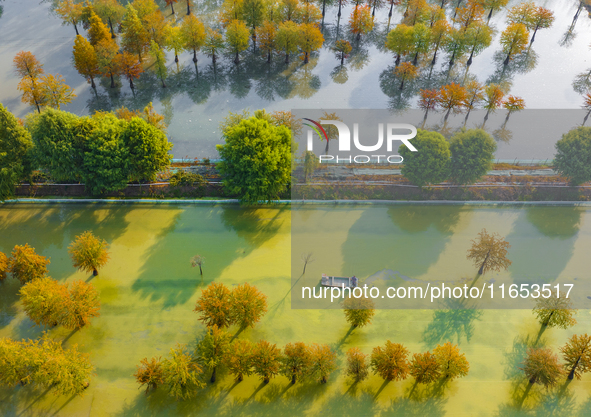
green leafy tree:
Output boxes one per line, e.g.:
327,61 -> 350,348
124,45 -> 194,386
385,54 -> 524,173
0,103 -> 34,201
433,342 -> 469,380
410,351 -> 440,384
333,39 -> 352,65
561,334 -> 591,380
203,28 -> 225,64
533,294 -> 577,329
134,357 -> 164,393
251,340 -> 281,383
216,117 -> 292,203
371,341 -> 409,381
149,40 -> 168,88
194,282 -> 233,328
225,19 -> 250,64
444,27 -> 469,67
399,129 -> 450,188
165,24 -> 184,63
94,0 -> 126,38
55,0 -> 84,35
522,347 -> 563,387
72,35 -> 100,90
409,23 -> 430,65
80,114 -> 129,196
309,343 -> 337,383
68,231 -> 110,276
500,23 -> 528,66
464,22 -> 491,67
302,150 -> 318,182
243,0 -> 266,43
429,18 -> 451,65
8,244 -> 49,284
276,21 -> 300,63
180,15 -> 206,63
19,276 -> 68,327
230,282 -> 268,330
467,228 -> 511,275
385,24 -> 414,66
281,342 -> 312,384
346,347 -> 369,382
121,4 -> 149,61
449,128 -> 496,185
225,339 -> 254,382
162,344 -> 205,400
554,127 -> 591,185
343,296 -> 375,328
196,325 -> 231,383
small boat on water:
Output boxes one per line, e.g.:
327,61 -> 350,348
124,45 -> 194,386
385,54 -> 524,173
321,274 -> 358,288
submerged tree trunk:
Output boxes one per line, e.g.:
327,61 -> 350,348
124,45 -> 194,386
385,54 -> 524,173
543,311 -> 555,327
291,374 -> 297,384
285,52 -> 290,64
90,75 -> 96,89
175,53 -> 179,63
568,357 -> 581,380
399,79 -> 405,90
234,52 -> 240,64
478,251 -> 490,275
170,2 -> 175,14
487,8 -> 493,23
193,49 -> 198,63
322,0 -> 327,17
341,53 -> 345,65
503,51 -> 512,66
413,52 -> 419,65
129,77 -> 135,89
93,268 -> 98,276
530,25 -> 539,45
211,367 -> 216,383
187,0 -> 191,14
73,21 -> 79,36
583,109 -> 591,126
338,0 -> 342,17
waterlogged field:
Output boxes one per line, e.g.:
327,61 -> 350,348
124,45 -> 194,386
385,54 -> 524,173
0,203 -> 590,416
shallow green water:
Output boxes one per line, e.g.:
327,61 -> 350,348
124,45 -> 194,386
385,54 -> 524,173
0,203 -> 590,416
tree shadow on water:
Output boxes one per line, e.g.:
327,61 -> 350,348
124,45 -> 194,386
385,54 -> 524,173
421,298 -> 483,349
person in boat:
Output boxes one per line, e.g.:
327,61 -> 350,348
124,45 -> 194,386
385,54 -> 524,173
351,275 -> 358,287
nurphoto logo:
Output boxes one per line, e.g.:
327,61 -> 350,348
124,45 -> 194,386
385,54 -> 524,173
303,118 -> 418,164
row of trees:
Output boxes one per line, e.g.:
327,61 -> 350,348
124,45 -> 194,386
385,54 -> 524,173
418,82 -> 525,126
384,0 -> 554,71
0,102 -> 172,198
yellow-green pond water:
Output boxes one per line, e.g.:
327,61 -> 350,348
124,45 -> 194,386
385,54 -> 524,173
0,203 -> 590,416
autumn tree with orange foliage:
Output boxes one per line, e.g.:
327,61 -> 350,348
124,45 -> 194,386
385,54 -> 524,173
8,244 -> 49,284
73,35 -> 100,89
88,11 -> 111,46
230,283 -> 268,330
281,342 -> 312,384
467,228 -> 511,275
251,340 -> 282,384
438,83 -> 467,122
134,357 -> 164,393
165,0 -> 178,14
39,74 -> 76,110
502,95 -> 525,126
258,21 -> 277,63
521,347 -> 563,388
114,52 -> 144,89
394,62 -> 418,90
194,282 -> 233,328
68,231 -> 110,276
96,39 -> 121,88
418,88 -> 440,125
225,339 -> 254,382
309,343 -> 337,383
0,252 -> 8,281
500,23 -> 529,66
298,23 -> 324,64
350,5 -> 374,41
410,351 -> 440,384
371,341 -> 409,381
346,347 -> 369,382
13,51 -> 46,112
482,83 -> 505,126
561,334 -> 591,380
434,342 -> 469,381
